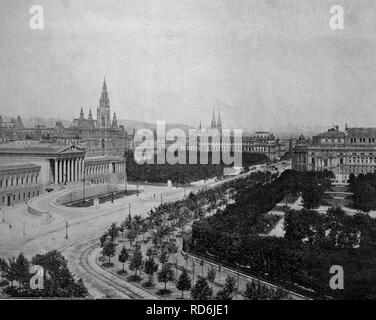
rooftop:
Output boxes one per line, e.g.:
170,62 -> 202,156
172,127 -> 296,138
314,128 -> 345,139
0,142 -> 85,155
0,163 -> 40,172
346,127 -> 376,138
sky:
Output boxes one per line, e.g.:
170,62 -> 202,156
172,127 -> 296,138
1,0 -> 376,132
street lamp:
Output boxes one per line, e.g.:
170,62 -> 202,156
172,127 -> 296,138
65,221 -> 69,239
82,169 -> 86,204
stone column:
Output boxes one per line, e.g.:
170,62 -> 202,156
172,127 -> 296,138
67,158 -> 71,182
78,158 -> 81,180
71,158 -> 74,181
74,158 -> 78,181
59,160 -> 63,183
54,159 -> 58,184
63,159 -> 66,183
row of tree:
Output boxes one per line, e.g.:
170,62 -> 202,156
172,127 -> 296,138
125,150 -> 268,184
349,172 -> 376,212
0,251 -> 88,297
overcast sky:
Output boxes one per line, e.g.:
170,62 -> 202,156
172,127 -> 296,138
1,0 -> 376,131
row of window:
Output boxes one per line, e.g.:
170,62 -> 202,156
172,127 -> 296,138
323,138 -> 343,143
349,138 -> 376,143
1,190 -> 40,203
0,174 -> 39,188
91,178 -> 110,184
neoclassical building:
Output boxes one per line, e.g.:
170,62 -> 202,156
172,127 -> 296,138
0,163 -> 42,207
292,125 -> 376,183
242,131 -> 284,161
0,140 -> 127,207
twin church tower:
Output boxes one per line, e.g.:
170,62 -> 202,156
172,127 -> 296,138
210,108 -> 222,131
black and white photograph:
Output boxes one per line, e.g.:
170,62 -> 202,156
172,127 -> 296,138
0,0 -> 375,310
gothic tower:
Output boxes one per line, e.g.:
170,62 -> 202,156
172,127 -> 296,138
97,77 -> 111,128
80,107 -> 84,120
112,112 -> 118,128
211,107 -> 216,129
217,108 -> 222,132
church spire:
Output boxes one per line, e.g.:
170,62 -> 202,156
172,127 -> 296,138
112,112 -> 118,128
211,107 -> 216,129
217,108 -> 222,131
99,77 -> 110,108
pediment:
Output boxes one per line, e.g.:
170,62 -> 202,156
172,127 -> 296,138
57,145 -> 85,154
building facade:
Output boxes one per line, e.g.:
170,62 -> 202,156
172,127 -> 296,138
0,140 -> 127,207
292,126 -> 376,183
242,131 -> 284,161
0,163 -> 42,207
0,79 -> 133,157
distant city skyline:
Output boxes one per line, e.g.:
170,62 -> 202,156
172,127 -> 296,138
1,0 -> 376,132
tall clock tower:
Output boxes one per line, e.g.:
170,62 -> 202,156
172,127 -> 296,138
97,77 -> 111,128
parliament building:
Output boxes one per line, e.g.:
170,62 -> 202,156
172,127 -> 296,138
0,79 -> 128,207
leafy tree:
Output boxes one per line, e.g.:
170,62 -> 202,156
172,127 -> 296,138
0,257 -> 9,282
5,257 -> 17,287
215,275 -> 237,300
146,247 -> 155,258
102,240 -> 116,263
118,246 -> 129,271
159,247 -> 169,266
243,281 -> 288,300
177,268 -> 191,299
14,253 -> 31,287
167,240 -> 179,260
302,184 -> 323,209
207,266 -> 216,289
144,256 -> 159,286
191,276 -> 212,300
157,263 -> 174,294
107,223 -> 118,243
133,215 -> 143,239
141,220 -> 149,242
99,233 -> 107,247
122,213 -> 132,236
126,226 -> 138,247
129,244 -> 143,277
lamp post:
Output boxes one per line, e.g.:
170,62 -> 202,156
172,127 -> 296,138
82,169 -> 86,204
65,221 -> 69,239
160,193 -> 163,205
2,208 -> 4,223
